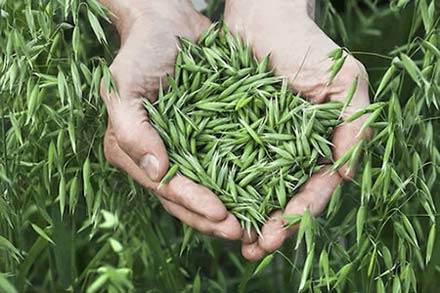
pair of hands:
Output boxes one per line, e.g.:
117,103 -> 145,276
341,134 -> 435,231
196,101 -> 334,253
99,0 -> 370,260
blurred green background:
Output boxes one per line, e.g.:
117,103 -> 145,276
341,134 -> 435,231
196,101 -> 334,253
0,0 -> 439,292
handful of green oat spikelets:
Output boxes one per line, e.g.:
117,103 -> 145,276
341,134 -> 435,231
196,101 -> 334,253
145,23 -> 343,232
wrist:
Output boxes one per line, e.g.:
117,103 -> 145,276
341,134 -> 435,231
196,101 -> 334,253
98,0 -> 149,34
97,0 -> 135,34
99,0 -> 198,39
226,0 -> 314,18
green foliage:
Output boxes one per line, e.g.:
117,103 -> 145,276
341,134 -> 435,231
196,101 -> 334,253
0,0 -> 439,292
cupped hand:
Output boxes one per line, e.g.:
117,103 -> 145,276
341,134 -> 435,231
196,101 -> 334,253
99,0 -> 242,240
224,0 -> 371,259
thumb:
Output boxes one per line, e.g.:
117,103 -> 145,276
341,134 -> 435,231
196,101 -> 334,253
101,83 -> 169,182
113,98 -> 169,181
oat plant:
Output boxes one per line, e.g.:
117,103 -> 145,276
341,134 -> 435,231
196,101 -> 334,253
0,0 -> 439,292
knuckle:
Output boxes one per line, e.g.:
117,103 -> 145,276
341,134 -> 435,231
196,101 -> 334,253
198,222 -> 214,235
241,246 -> 262,261
160,199 -> 173,215
114,130 -> 134,147
103,131 -> 119,166
289,194 -> 312,215
330,57 -> 369,97
113,129 -> 140,155
190,217 -> 213,234
104,53 -> 163,101
340,57 -> 368,82
227,227 -> 243,240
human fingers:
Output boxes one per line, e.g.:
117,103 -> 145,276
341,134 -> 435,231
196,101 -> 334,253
103,123 -> 228,222
159,196 -> 242,240
258,169 -> 341,252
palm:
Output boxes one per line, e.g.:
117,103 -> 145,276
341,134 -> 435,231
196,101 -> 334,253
104,11 -> 211,164
111,13 -> 211,100
105,12 -> 210,152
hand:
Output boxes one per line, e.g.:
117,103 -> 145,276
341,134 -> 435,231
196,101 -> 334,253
99,0 -> 242,240
224,0 -> 371,259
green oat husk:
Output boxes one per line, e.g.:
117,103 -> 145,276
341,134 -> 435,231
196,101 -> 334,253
145,22 -> 342,231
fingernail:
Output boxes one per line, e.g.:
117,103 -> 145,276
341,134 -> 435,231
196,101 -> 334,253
139,154 -> 160,181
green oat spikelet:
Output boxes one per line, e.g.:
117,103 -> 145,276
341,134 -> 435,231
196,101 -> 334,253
146,23 -> 342,229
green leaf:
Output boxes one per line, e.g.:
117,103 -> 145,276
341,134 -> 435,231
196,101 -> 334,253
69,176 -> 79,214
382,245 -> 393,269
333,263 -> 352,289
374,65 -> 396,99
59,176 -> 66,218
253,254 -> 274,276
426,224 -> 436,264
192,272 -> 201,293
400,53 -> 422,87
356,205 -> 366,244
72,26 -> 80,59
277,171 -> 286,208
86,275 -> 108,293
328,55 -> 347,82
376,279 -> 385,293
340,76 -> 359,116
0,236 -> 21,261
319,249 -> 330,290
422,39 -> 440,59
401,214 -> 419,247
68,120 -> 76,154
392,275 -> 401,293
17,237 -> 48,292
57,70 -> 66,104
71,62 -> 82,99
87,10 -> 107,44
31,223 -> 55,245
160,164 -> 179,187
108,238 -> 123,253
99,210 -> 118,229
299,245 -> 314,292
0,274 -> 17,293
83,158 -> 93,214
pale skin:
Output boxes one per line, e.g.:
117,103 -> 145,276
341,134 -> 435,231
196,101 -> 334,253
99,0 -> 242,240
98,0 -> 370,260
